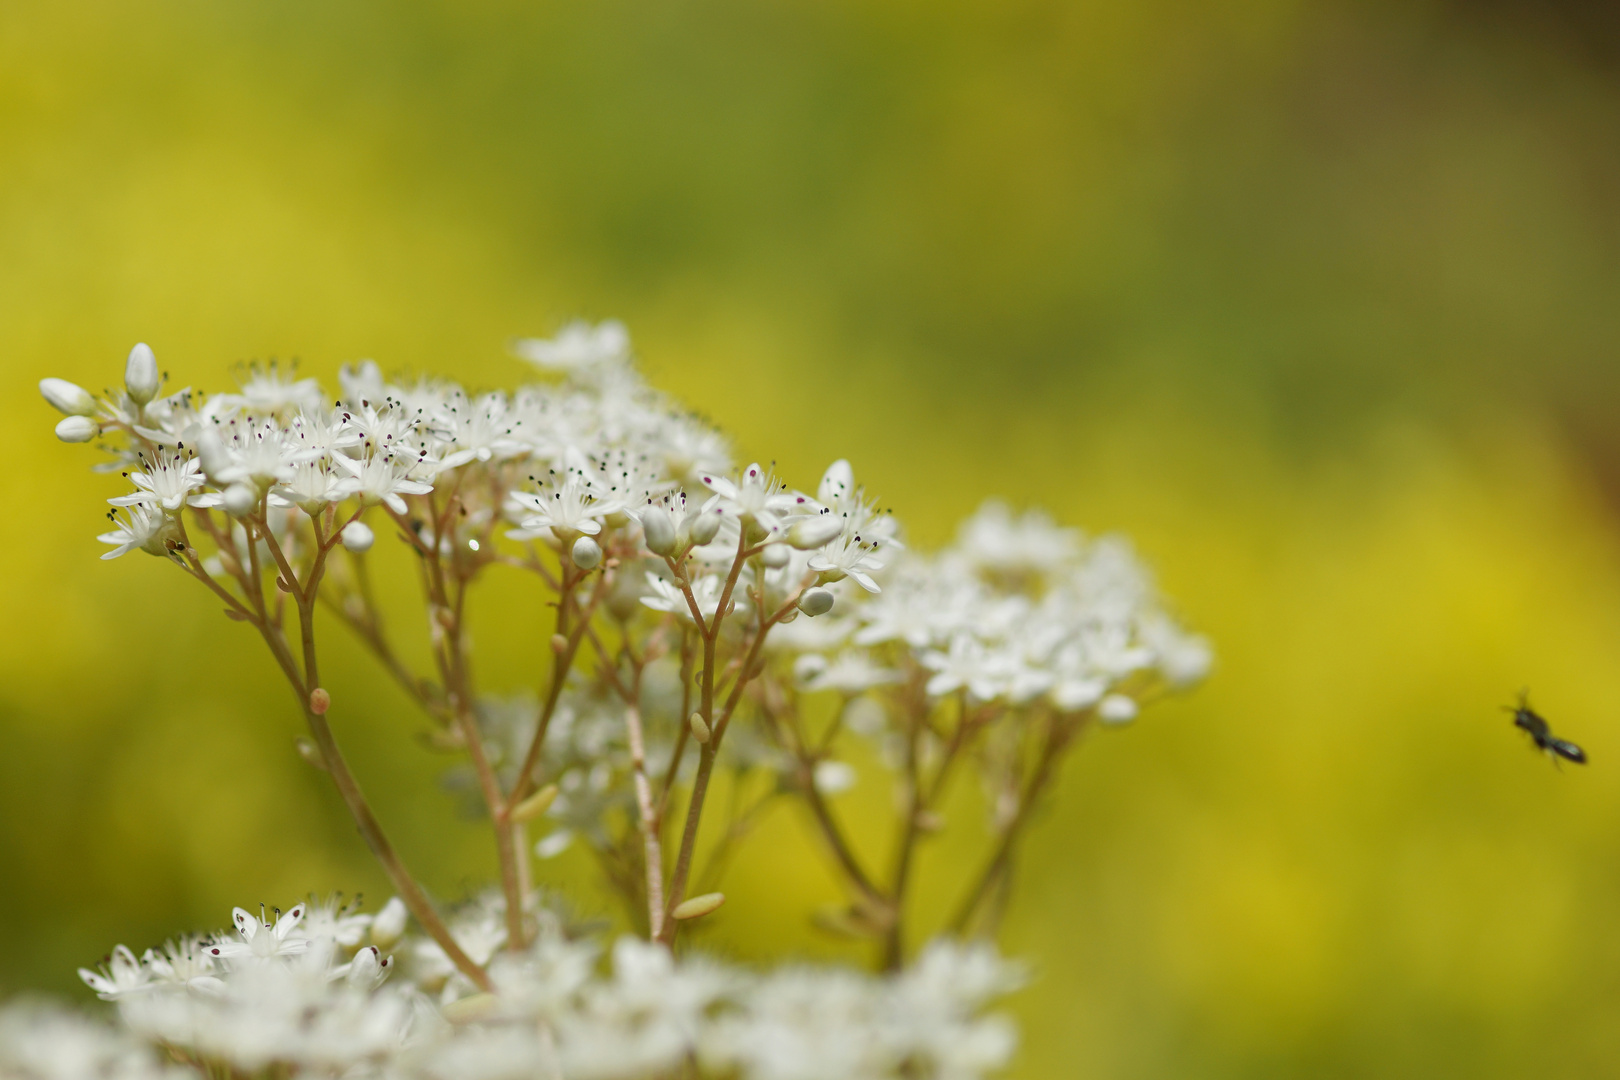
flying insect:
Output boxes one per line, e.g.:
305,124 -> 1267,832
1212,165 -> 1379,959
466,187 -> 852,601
1508,692 -> 1587,766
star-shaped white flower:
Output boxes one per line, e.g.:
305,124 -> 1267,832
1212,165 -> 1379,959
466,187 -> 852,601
331,450 -> 434,514
77,944 -> 152,1001
641,572 -> 747,625
512,319 -> 631,372
97,504 -> 178,560
207,903 -> 312,964
107,449 -> 206,514
699,463 -> 809,533
808,534 -> 886,593
509,468 -> 623,538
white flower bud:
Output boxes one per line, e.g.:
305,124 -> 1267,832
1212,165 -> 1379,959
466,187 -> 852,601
39,378 -> 96,416
54,415 -> 97,443
788,514 -> 844,550
797,587 -> 835,618
344,945 -> 390,989
687,509 -> 722,546
672,892 -> 726,921
223,482 -> 259,518
571,534 -> 602,570
124,342 -> 160,405
813,760 -> 856,796
535,829 -> 575,859
1098,694 -> 1139,725
369,897 -> 408,950
639,505 -> 677,555
760,542 -> 791,568
818,459 -> 855,502
341,521 -> 376,553
194,428 -> 231,480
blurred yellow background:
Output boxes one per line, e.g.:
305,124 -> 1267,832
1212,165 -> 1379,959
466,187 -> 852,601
5,0 -> 1620,1075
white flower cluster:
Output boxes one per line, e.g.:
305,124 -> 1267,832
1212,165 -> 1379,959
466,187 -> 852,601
35,321 -> 1211,1078
778,500 -> 1211,716
0,894 -> 1021,1080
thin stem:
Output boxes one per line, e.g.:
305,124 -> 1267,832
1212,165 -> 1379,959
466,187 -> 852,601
509,564 -> 610,806
623,702 -> 665,939
948,709 -> 1085,936
659,544 -> 802,943
202,526 -> 490,990
656,628 -> 696,820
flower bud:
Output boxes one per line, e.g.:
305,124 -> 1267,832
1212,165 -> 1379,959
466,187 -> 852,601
295,737 -> 327,771
39,378 -> 96,416
54,415 -> 97,443
813,760 -> 856,796
671,892 -> 726,921
571,534 -> 602,570
551,633 -> 569,654
796,588 -> 834,618
760,542 -> 791,568
223,482 -> 259,518
689,712 -> 711,744
819,459 -> 855,502
194,428 -> 231,480
687,509 -> 722,546
639,505 -> 676,555
788,515 -> 844,550
341,521 -> 376,553
124,342 -> 160,405
1097,694 -> 1139,725
510,783 -> 559,823
370,897 -> 408,949
309,688 -> 331,715
343,945 -> 389,989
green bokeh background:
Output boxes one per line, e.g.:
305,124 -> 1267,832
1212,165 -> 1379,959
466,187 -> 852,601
6,1 -> 1620,1075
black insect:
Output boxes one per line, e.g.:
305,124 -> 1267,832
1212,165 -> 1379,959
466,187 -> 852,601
1508,692 -> 1587,766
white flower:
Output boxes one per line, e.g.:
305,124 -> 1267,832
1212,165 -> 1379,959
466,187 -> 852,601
956,500 -> 1078,577
641,572 -> 746,624
202,418 -> 319,487
921,634 -> 1005,701
77,944 -> 152,1001
331,449 -> 434,513
510,468 -> 623,538
434,390 -> 531,469
141,935 -> 222,993
97,504 -> 179,560
699,463 -> 809,533
793,651 -> 898,694
286,408 -> 362,459
107,450 -> 205,513
295,894 -> 374,949
208,903 -> 312,964
513,319 -> 631,372
0,1002 -> 177,1080
220,361 -> 324,415
808,534 -> 886,594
